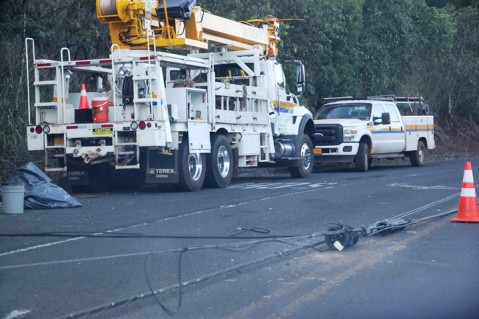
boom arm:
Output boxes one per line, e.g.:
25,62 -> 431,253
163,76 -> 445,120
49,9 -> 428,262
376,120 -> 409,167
96,0 -> 282,55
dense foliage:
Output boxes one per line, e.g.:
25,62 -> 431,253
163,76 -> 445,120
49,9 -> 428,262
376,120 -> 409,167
0,0 -> 478,178
203,0 -> 479,121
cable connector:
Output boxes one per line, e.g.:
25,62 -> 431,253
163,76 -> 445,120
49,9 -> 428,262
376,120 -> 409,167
324,223 -> 361,251
364,218 -> 410,236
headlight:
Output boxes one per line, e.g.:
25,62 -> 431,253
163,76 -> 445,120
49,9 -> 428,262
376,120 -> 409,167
343,128 -> 358,135
343,128 -> 358,142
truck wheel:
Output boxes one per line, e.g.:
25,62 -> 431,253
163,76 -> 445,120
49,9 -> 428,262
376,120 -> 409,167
410,141 -> 426,167
289,135 -> 314,178
177,137 -> 205,191
205,134 -> 233,188
354,142 -> 369,172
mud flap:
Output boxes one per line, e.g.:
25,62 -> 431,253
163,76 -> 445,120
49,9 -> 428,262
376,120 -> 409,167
145,149 -> 179,183
62,162 -> 89,186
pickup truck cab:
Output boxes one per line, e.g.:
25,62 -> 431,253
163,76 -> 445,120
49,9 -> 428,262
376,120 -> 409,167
312,97 -> 435,171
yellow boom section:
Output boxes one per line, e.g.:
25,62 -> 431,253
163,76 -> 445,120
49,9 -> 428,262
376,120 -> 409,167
96,0 -> 279,55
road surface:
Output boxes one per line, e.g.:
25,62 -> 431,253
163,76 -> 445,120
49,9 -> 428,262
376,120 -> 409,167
1,158 -> 478,318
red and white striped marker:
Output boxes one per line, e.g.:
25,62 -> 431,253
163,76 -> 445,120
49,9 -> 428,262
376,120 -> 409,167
452,161 -> 479,223
79,83 -> 90,110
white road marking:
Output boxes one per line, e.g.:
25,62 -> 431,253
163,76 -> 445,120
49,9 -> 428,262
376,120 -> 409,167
3,310 -> 31,319
389,182 -> 458,190
2,179 -> 452,262
0,237 -> 84,257
229,182 -> 338,190
0,185 -> 332,258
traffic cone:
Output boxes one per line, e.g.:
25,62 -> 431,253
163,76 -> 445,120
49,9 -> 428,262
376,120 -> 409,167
452,161 -> 479,223
79,83 -> 89,109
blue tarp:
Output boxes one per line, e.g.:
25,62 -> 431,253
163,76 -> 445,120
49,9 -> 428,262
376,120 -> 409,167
2,162 -> 81,209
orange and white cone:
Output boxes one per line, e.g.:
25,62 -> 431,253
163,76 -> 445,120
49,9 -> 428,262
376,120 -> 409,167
452,161 -> 479,223
79,83 -> 89,109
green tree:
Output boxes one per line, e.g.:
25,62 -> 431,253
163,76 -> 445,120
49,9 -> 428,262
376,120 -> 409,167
2,0 -> 479,179
0,0 -> 106,178
417,2 -> 479,122
357,0 -> 422,95
405,5 -> 455,119
449,5 -> 479,121
199,0 -> 273,20
271,0 -> 365,110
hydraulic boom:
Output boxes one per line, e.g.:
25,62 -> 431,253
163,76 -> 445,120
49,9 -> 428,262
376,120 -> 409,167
96,0 -> 285,55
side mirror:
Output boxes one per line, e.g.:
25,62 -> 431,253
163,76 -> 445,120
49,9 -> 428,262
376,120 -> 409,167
381,112 -> 391,125
296,63 -> 305,95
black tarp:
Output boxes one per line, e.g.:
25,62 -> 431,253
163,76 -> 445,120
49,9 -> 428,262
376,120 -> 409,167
157,0 -> 197,19
2,162 -> 81,209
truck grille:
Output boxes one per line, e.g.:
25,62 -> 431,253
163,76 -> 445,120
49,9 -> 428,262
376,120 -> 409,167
313,124 -> 343,145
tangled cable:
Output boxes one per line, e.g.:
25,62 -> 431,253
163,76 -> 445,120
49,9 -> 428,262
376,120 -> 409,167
1,208 -> 457,318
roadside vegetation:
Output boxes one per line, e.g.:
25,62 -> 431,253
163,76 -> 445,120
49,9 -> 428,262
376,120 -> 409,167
1,0 -> 478,180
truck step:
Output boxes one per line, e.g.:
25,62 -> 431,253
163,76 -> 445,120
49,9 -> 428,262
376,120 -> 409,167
116,142 -> 138,146
370,153 -> 405,160
34,80 -> 58,86
52,153 -> 66,158
117,151 -> 136,155
45,145 -> 65,149
34,102 -> 58,108
133,75 -> 153,81
115,164 -> 140,170
134,98 -> 154,104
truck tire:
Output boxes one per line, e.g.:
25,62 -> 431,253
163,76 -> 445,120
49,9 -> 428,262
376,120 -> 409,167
410,141 -> 426,167
289,135 -> 314,178
354,142 -> 369,172
205,134 -> 233,188
177,137 -> 206,191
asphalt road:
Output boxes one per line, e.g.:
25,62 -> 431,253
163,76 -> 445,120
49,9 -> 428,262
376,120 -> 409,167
1,158 -> 479,319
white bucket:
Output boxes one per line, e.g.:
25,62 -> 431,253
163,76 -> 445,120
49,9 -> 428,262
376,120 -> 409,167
2,183 -> 25,214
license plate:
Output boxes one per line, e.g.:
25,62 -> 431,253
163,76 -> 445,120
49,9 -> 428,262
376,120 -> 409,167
93,127 -> 113,135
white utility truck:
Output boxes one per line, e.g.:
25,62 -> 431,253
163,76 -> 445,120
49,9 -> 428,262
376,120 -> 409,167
25,0 -> 315,191
312,96 -> 435,171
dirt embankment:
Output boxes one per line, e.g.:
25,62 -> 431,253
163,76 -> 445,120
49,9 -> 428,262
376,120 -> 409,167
432,119 -> 479,161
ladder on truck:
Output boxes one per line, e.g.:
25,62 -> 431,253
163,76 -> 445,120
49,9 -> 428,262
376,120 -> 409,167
25,38 -> 68,172
110,33 -> 161,170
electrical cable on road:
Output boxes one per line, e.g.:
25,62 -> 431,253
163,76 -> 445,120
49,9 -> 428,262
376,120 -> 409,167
323,208 -> 458,251
230,227 -> 271,236
1,208 -> 458,318
53,236 -> 325,318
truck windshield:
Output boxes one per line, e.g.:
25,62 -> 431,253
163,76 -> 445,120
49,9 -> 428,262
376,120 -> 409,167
315,103 -> 372,120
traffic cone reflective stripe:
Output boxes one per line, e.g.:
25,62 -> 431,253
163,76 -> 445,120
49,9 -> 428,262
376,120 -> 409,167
79,83 -> 90,109
451,161 -> 479,223
462,171 -> 474,189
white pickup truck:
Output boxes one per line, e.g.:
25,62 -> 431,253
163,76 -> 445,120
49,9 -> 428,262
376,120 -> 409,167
312,96 -> 435,171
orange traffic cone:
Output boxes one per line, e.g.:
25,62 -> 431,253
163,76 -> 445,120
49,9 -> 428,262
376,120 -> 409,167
452,161 -> 479,223
79,83 -> 89,109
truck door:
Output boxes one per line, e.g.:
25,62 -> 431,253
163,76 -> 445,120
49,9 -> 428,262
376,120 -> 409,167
186,88 -> 211,153
369,103 -> 390,153
383,102 -> 406,152
272,62 -> 294,113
